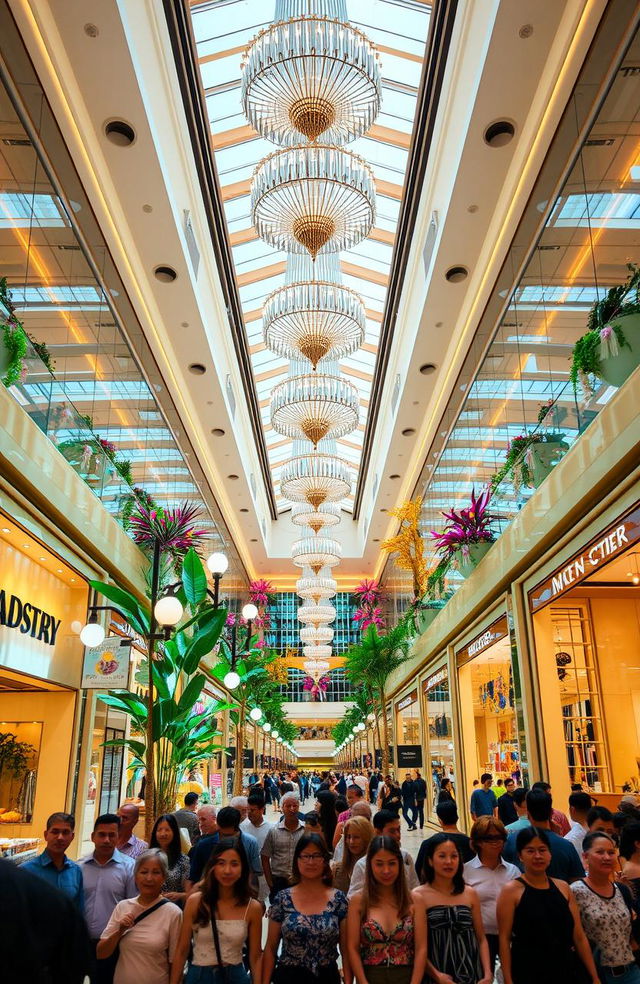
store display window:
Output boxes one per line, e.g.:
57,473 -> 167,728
457,616 -> 521,789
396,690 -> 420,745
0,722 -> 42,824
422,665 -> 456,816
529,501 -> 640,803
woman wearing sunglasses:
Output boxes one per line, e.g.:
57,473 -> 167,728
262,833 -> 351,984
464,816 -> 520,973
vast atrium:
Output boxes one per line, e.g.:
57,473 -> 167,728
0,0 -> 639,870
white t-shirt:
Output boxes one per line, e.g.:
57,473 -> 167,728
101,898 -> 182,984
347,849 -> 418,898
240,816 -> 273,852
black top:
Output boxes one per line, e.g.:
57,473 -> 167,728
497,792 -> 518,826
0,859 -> 89,984
401,779 -> 416,803
414,777 -> 427,801
510,877 -> 579,984
381,789 -> 402,815
437,789 -> 455,804
416,832 -> 474,881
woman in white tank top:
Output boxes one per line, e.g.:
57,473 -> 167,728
170,837 -> 263,984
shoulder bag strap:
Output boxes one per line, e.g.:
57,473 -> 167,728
133,899 -> 169,926
210,908 -> 226,969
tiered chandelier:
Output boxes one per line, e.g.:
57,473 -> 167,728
242,0 -> 380,670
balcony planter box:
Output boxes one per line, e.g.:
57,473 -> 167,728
598,313 -> 640,388
455,540 -> 493,579
415,601 -> 448,634
528,435 -> 569,488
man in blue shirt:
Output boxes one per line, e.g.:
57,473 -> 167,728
502,789 -> 584,882
23,810 -> 84,910
470,773 -> 498,820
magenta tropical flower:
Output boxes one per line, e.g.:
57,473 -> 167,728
354,578 -> 382,606
129,501 -> 208,554
360,606 -> 385,630
430,487 -> 496,558
249,578 -> 274,606
98,437 -> 118,459
254,612 -> 271,630
225,612 -> 237,627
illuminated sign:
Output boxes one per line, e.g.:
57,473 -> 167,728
0,590 -> 61,645
456,615 -> 509,662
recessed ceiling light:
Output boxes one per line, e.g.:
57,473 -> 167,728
240,508 -> 249,513
70,578 -> 76,582
40,557 -> 46,561
445,265 -> 468,283
519,23 -> 533,38
104,119 -> 136,147
435,321 -> 443,327
419,363 -> 436,375
467,204 -> 479,213
379,508 -> 386,513
250,538 -> 258,542
23,544 -> 29,548
401,428 -> 415,436
181,321 -> 189,328
228,474 -> 239,480
188,363 -> 206,375
84,23 -> 99,37
142,204 -> 153,213
1,527 -> 10,533
484,120 -> 516,147
154,265 -> 178,283
373,538 -> 380,542
211,428 -> 225,436
57,569 -> 63,573
390,474 -> 400,479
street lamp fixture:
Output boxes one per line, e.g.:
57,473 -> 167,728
79,616 -> 105,648
206,552 -> 229,608
250,706 -> 262,721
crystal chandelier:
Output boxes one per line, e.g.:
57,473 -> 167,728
300,625 -> 334,644
298,601 -> 336,626
271,373 -> 359,447
280,453 -> 351,508
303,657 -> 331,680
296,571 -> 337,603
263,279 -> 365,369
242,16 -> 380,147
291,502 -> 341,533
291,535 -> 342,574
252,145 -> 375,259
303,645 -> 333,661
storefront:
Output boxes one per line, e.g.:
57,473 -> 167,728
0,510 -> 88,860
421,662 -> 456,818
457,611 -> 523,794
527,498 -> 640,808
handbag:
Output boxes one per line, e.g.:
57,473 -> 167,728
210,908 -> 232,984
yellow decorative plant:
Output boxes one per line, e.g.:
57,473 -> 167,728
381,496 -> 428,598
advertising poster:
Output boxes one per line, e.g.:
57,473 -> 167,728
81,636 -> 131,689
397,744 -> 423,769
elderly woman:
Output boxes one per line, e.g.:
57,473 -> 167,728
464,815 -> 520,971
98,848 -> 182,984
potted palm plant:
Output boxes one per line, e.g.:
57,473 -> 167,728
570,263 -> 640,396
430,487 -> 497,578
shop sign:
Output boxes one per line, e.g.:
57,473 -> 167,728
396,689 -> 417,712
457,615 -> 509,662
397,744 -> 423,769
81,636 -> 132,689
0,588 -> 61,645
529,502 -> 640,612
423,667 -> 447,694
209,772 -> 222,805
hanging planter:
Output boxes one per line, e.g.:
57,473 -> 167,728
526,434 -> 569,488
570,265 -> 640,397
455,541 -> 493,579
415,599 -> 448,633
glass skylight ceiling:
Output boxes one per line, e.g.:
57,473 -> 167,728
189,0 -> 431,511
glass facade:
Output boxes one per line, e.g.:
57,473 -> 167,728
0,24 -> 248,603
383,21 -> 640,620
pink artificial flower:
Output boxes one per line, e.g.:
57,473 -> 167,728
225,612 -> 236,627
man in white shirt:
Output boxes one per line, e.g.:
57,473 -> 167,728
463,820 -> 520,971
347,809 -> 418,898
564,791 -> 592,858
240,792 -> 273,903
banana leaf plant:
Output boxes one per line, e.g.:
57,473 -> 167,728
209,639 -> 280,794
90,547 -> 230,834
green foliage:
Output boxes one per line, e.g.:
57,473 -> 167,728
0,731 -> 37,782
571,263 -> 639,393
115,459 -> 133,486
28,336 -> 55,374
182,547 -> 208,606
0,320 -> 28,388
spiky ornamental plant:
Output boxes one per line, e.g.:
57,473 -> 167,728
129,502 -> 209,567
430,487 -> 497,561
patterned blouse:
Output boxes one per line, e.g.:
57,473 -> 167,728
571,880 -> 635,966
162,854 -> 190,894
360,913 -> 415,966
268,888 -> 348,973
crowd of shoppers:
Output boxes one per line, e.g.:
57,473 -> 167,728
9,767 -> 640,984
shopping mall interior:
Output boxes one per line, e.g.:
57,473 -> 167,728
0,0 -> 639,859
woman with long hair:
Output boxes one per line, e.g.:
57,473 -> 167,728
262,833 -> 350,984
170,838 -> 262,984
572,831 -> 640,984
98,848 -> 182,984
437,778 -> 454,805
316,790 -> 338,850
150,813 -> 190,904
496,827 -> 598,984
347,835 -> 426,984
332,817 -> 375,894
413,832 -> 491,984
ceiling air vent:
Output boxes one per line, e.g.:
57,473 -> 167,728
585,138 -> 615,146
225,375 -> 236,419
620,66 -> 640,77
57,244 -> 81,251
391,373 -> 401,414
539,245 -> 560,251
2,137 -> 31,146
422,212 -> 438,278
